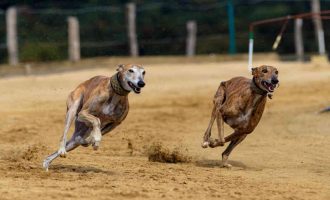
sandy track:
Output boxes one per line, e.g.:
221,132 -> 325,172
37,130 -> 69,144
0,61 -> 330,200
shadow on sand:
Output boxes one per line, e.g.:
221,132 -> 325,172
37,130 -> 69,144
50,164 -> 115,175
195,159 -> 247,169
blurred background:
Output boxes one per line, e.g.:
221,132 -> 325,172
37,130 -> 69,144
1,2 -> 330,199
0,0 -> 329,64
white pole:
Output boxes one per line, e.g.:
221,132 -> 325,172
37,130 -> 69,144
6,7 -> 18,66
294,18 -> 304,62
311,0 -> 326,55
318,30 -> 326,54
248,38 -> 254,71
68,16 -> 80,62
186,20 -> 197,57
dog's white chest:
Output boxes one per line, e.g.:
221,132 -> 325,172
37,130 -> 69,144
102,104 -> 114,115
226,95 -> 262,127
102,96 -> 121,115
238,108 -> 253,123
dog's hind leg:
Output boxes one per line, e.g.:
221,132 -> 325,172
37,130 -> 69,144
101,122 -> 117,135
215,111 -> 225,146
43,121 -> 92,171
202,106 -> 217,148
58,96 -> 81,157
221,134 -> 247,168
202,83 -> 225,148
43,137 -> 80,171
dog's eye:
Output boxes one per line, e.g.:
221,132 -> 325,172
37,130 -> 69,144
142,71 -> 146,75
262,69 -> 268,73
275,71 -> 278,75
129,69 -> 134,73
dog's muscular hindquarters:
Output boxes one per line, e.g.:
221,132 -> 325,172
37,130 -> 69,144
43,64 -> 146,171
202,65 -> 279,167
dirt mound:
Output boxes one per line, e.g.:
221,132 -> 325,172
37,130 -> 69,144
2,144 -> 46,162
147,142 -> 191,163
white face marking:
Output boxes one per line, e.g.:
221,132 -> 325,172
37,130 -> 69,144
122,66 -> 145,93
125,66 -> 145,85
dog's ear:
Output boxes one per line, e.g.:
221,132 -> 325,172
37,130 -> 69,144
251,67 -> 258,76
116,64 -> 125,72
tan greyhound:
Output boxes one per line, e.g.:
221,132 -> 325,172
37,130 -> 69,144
202,65 -> 279,167
43,64 -> 146,171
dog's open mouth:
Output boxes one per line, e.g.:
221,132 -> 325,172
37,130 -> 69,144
128,81 -> 141,94
262,81 -> 276,93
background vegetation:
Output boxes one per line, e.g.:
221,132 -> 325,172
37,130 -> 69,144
0,0 -> 329,62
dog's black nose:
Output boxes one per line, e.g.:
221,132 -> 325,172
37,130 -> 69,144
271,78 -> 279,84
137,81 -> 145,87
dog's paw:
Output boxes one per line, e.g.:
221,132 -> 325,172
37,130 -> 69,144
208,139 -> 225,148
221,163 -> 232,168
92,142 -> 100,150
91,137 -> 101,150
218,139 -> 225,146
42,159 -> 50,172
208,138 -> 218,148
91,132 -> 102,150
201,141 -> 209,148
58,147 -> 67,158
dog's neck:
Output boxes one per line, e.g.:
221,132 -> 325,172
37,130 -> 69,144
251,77 -> 268,96
110,73 -> 130,96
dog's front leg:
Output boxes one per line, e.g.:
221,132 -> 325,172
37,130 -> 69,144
209,130 -> 241,148
221,134 -> 247,168
78,110 -> 102,150
58,98 -> 81,157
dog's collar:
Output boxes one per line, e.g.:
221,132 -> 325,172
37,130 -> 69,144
110,73 -> 130,96
251,78 -> 268,96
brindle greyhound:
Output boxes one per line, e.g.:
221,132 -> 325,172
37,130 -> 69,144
202,65 -> 279,167
43,64 -> 146,171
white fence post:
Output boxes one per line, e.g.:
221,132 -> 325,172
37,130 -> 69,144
311,0 -> 326,55
68,16 -> 80,62
186,20 -> 197,57
126,2 -> 138,57
294,18 -> 304,62
6,7 -> 18,66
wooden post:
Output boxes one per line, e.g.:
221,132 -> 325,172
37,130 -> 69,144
186,20 -> 197,57
294,18 -> 304,62
126,3 -> 139,57
6,7 -> 18,66
311,0 -> 326,55
68,16 -> 80,62
126,2 -> 138,57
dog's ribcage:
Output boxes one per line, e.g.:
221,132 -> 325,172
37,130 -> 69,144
100,95 -> 128,127
224,94 -> 265,129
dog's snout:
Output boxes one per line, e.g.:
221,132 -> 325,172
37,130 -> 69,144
271,78 -> 279,84
137,81 -> 145,88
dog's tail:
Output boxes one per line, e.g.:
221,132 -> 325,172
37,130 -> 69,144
319,106 -> 330,113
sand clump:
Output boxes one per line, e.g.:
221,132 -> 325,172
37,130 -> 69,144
147,142 -> 191,163
2,144 -> 46,162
